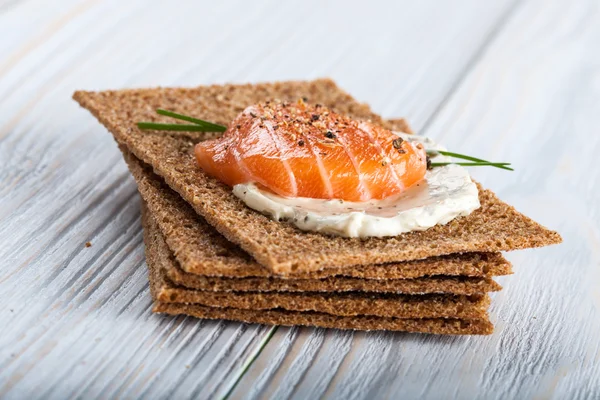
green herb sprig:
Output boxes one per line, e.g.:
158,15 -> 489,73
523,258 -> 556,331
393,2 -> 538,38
428,150 -> 513,171
137,109 -> 227,132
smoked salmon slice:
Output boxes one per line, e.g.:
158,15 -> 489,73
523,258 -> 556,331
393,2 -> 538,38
194,100 -> 427,201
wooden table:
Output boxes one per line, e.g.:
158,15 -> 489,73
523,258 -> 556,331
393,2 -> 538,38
1,0 -> 599,398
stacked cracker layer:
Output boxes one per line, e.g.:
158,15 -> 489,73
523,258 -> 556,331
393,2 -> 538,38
74,79 -> 561,335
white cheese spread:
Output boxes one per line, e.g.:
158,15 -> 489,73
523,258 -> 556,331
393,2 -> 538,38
232,133 -> 480,238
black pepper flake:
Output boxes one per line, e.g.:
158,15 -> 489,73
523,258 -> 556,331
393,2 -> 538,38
393,137 -> 406,154
381,160 -> 388,166
304,216 -> 309,222
392,137 -> 404,149
311,114 -> 319,121
298,140 -> 305,146
236,124 -> 241,129
250,112 -> 257,118
426,155 -> 432,170
302,96 -> 308,102
377,206 -> 383,210
324,131 -> 336,139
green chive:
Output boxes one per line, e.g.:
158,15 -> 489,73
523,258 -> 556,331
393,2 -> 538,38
427,150 -> 513,171
136,122 -> 222,132
156,109 -> 227,131
430,161 -> 514,171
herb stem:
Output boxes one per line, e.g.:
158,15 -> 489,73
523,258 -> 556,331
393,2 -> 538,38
156,109 -> 227,131
427,150 -> 513,171
136,122 -> 223,132
430,161 -> 514,170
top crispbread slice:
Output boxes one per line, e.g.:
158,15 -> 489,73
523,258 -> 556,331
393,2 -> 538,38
74,79 -> 562,274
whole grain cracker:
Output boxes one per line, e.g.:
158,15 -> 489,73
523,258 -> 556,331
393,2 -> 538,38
154,302 -> 493,335
75,79 -> 561,274
165,262 -> 501,295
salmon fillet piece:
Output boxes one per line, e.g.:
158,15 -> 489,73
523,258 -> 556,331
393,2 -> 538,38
195,100 -> 427,201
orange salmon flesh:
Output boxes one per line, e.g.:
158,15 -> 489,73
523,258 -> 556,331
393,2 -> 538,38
194,101 -> 427,201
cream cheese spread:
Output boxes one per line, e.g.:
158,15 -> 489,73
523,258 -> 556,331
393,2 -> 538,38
232,133 -> 480,238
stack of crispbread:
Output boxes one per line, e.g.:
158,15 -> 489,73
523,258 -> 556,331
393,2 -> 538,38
74,79 -> 561,335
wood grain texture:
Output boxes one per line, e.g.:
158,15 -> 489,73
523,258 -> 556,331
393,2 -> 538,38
233,1 -> 600,399
0,0 -> 597,399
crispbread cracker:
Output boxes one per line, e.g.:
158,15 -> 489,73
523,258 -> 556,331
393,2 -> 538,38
145,247 -> 493,335
165,263 -> 501,295
142,205 -> 490,319
74,79 -> 561,274
154,303 -> 494,335
122,145 -> 512,282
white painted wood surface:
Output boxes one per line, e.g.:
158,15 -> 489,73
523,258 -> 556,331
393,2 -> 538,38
0,0 -> 598,398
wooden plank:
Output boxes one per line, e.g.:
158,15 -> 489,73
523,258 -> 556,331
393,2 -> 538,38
232,0 -> 600,399
0,0 -> 540,398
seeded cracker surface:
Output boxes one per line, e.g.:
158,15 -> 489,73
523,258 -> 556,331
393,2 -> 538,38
123,146 -> 505,295
74,79 -> 562,274
142,205 -> 493,334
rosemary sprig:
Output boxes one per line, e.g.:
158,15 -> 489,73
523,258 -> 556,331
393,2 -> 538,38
137,109 -> 227,132
427,150 -> 513,171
